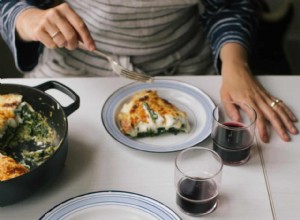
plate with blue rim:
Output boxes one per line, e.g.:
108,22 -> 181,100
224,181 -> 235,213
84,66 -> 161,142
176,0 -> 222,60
40,191 -> 181,220
101,79 -> 215,152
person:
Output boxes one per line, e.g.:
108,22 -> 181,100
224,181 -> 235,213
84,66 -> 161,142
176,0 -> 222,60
0,0 -> 298,143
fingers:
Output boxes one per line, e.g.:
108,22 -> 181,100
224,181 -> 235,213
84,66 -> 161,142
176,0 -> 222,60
266,98 -> 299,140
35,3 -> 95,50
50,31 -> 66,48
254,107 -> 269,143
220,60 -> 298,143
221,85 -> 298,143
27,11 -> 56,48
221,94 -> 267,141
251,94 -> 298,142
278,101 -> 298,122
220,91 -> 255,124
47,9 -> 78,50
62,5 -> 95,50
223,101 -> 241,122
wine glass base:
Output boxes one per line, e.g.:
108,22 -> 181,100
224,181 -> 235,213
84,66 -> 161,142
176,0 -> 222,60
178,201 -> 218,217
222,154 -> 251,166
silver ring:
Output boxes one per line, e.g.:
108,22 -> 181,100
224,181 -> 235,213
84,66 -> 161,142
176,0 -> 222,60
270,99 -> 282,108
50,31 -> 61,39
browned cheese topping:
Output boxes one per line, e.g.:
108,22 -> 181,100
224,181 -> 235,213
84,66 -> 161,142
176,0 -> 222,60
0,154 -> 29,181
0,94 -> 23,136
118,90 -> 189,137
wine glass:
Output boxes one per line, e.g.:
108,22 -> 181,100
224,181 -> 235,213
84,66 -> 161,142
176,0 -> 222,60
211,101 -> 257,165
175,146 -> 223,216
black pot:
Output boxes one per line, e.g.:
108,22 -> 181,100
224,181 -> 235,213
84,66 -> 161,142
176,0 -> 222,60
0,80 -> 80,206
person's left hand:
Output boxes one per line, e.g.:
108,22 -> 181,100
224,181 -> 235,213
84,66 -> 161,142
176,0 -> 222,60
220,43 -> 298,143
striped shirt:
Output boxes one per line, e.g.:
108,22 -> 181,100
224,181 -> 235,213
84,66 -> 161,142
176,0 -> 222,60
0,0 -> 258,77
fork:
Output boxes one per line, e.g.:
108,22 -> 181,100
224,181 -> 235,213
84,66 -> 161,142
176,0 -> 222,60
78,42 -> 153,83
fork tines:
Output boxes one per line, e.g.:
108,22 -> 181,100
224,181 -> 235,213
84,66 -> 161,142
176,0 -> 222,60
120,69 -> 154,83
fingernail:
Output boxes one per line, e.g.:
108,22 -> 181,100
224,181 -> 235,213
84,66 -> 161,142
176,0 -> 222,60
292,127 -> 299,134
262,134 -> 269,143
89,43 -> 96,51
59,41 -> 66,48
283,133 -> 291,141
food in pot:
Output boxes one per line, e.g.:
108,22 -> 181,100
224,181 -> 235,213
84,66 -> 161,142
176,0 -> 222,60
118,90 -> 190,137
0,94 -> 58,181
0,153 -> 29,181
0,94 -> 23,138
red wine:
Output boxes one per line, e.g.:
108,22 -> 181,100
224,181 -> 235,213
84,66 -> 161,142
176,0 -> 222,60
216,122 -> 252,149
213,140 -> 251,164
212,122 -> 252,164
176,178 -> 218,215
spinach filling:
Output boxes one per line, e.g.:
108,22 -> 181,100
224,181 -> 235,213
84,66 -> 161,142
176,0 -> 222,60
0,103 -> 58,170
135,125 -> 187,138
143,102 -> 158,122
132,102 -> 188,138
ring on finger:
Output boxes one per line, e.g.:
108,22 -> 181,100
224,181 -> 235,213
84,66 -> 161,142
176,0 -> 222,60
270,98 -> 282,108
50,31 -> 61,39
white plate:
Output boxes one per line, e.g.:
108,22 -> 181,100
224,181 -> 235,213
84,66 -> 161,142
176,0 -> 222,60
40,191 -> 181,220
101,79 -> 215,152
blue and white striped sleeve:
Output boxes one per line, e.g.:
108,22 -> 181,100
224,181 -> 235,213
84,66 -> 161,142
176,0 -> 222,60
201,0 -> 258,73
0,1 -> 42,72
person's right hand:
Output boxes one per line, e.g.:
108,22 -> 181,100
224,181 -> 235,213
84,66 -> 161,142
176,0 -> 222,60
16,3 -> 95,51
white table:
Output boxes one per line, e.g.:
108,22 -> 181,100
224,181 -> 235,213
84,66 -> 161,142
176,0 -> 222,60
0,76 -> 298,220
256,76 -> 300,220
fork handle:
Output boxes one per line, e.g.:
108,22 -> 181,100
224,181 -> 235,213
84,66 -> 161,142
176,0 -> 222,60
78,42 -> 110,61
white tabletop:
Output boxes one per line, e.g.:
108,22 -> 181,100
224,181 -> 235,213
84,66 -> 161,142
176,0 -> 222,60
0,75 -> 298,220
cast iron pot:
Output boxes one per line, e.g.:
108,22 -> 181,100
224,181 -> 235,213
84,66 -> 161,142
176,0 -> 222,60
0,80 -> 80,206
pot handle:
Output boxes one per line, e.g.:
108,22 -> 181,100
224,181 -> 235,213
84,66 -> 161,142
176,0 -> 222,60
34,81 -> 80,117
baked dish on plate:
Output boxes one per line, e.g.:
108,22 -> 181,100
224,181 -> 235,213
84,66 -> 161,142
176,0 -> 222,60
102,79 -> 215,152
118,90 -> 190,137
